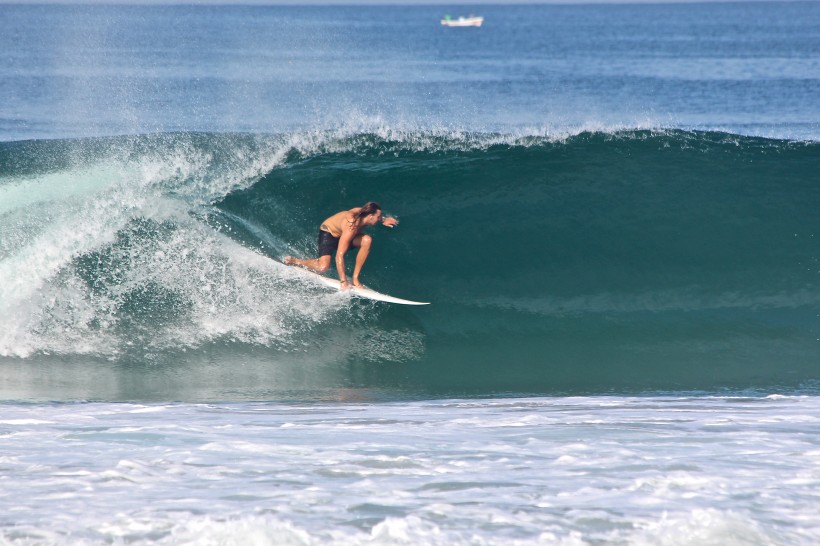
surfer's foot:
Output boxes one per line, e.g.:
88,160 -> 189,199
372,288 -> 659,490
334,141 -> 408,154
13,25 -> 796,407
352,279 -> 365,289
283,256 -> 295,265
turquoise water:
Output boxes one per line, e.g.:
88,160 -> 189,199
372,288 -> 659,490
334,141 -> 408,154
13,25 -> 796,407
1,3 -> 819,544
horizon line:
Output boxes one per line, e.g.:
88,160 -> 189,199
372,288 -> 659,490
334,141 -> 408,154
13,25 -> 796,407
0,0 -> 813,5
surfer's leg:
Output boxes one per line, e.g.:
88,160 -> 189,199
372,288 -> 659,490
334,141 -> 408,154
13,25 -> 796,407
351,234 -> 372,287
284,255 -> 331,273
283,230 -> 337,273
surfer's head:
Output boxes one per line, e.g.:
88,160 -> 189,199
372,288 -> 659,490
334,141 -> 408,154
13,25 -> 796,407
355,202 -> 383,225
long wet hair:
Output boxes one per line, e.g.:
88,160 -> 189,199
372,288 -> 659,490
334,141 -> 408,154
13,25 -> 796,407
353,202 -> 382,222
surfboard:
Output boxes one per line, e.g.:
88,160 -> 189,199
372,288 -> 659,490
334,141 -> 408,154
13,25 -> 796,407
311,273 -> 430,305
277,258 -> 430,305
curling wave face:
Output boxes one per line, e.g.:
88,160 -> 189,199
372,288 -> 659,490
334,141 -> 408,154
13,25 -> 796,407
0,128 -> 818,399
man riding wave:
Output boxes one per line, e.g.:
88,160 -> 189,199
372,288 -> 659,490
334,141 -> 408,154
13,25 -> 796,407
284,202 -> 398,289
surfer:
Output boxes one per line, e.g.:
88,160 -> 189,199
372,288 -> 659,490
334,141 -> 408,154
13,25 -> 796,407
284,202 -> 398,289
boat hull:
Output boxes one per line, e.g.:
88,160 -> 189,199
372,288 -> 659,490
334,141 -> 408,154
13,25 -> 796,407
441,17 -> 483,27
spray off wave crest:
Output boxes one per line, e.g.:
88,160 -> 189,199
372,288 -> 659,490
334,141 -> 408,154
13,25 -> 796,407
0,127 -> 818,395
0,132 -> 351,359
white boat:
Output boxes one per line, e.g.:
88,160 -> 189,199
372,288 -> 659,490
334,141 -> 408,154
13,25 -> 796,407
441,15 -> 484,28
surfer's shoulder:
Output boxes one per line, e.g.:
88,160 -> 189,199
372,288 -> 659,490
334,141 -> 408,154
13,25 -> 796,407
345,208 -> 360,223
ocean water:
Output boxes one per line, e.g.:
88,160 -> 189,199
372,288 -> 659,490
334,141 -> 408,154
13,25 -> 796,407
1,2 -> 819,544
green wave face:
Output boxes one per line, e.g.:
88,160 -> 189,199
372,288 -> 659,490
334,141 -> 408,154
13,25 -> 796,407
1,130 -> 818,399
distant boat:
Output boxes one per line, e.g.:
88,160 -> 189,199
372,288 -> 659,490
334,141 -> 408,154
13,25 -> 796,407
441,15 -> 484,28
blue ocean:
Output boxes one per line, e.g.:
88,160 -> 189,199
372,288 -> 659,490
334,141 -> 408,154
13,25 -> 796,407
1,2 -> 819,544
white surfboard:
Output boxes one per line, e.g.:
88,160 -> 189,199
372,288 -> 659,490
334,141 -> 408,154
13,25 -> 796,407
278,258 -> 429,305
311,273 -> 429,305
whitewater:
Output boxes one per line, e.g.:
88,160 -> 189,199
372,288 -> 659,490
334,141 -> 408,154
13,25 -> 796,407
2,396 -> 819,545
1,3 -> 819,545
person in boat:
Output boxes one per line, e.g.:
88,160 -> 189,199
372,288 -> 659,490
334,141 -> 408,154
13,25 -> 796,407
284,202 -> 398,289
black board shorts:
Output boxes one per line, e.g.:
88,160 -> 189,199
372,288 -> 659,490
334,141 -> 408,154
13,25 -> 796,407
318,230 -> 340,257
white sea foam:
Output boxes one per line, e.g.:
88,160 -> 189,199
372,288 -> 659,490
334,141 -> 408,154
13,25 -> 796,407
0,395 -> 818,545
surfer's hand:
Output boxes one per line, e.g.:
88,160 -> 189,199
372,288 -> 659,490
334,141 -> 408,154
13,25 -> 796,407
382,217 -> 398,228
